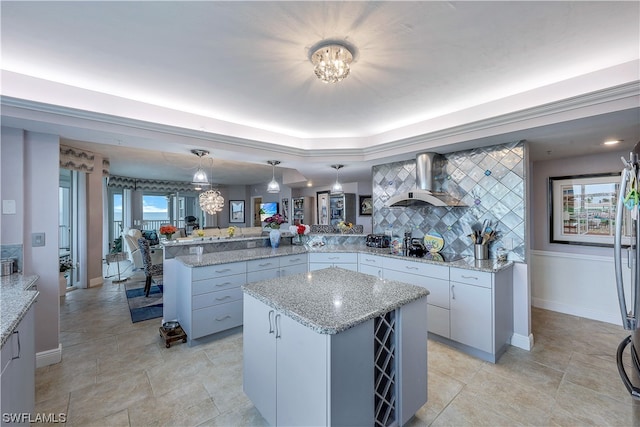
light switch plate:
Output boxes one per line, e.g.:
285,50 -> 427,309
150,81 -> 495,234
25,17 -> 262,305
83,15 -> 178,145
2,200 -> 16,214
32,232 -> 45,247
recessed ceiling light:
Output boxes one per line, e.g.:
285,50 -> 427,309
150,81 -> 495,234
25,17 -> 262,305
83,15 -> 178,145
604,139 -> 622,145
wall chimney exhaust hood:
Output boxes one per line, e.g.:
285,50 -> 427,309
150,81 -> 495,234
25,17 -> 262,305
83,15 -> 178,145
386,152 -> 466,207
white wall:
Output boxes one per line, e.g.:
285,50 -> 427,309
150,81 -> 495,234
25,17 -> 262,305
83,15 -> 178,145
1,127 -> 25,243
531,150 -> 627,325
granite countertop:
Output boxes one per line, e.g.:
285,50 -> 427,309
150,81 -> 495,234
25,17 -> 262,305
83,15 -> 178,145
1,274 -> 39,348
175,243 -> 513,273
243,267 -> 429,335
176,245 -> 308,267
306,244 -> 514,273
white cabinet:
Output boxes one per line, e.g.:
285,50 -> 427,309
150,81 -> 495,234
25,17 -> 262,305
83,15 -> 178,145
356,254 -> 513,363
309,252 -> 358,272
243,294 -> 330,426
176,261 -> 246,344
358,253 -> 385,278
1,304 -> 35,426
448,266 -> 513,362
246,254 -> 308,283
243,293 -> 426,426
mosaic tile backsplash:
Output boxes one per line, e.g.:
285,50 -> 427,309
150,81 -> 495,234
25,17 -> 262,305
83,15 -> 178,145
372,141 -> 525,261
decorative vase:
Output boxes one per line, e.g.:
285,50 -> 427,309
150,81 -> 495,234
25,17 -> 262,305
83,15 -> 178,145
163,233 -> 173,241
269,229 -> 281,248
293,234 -> 306,245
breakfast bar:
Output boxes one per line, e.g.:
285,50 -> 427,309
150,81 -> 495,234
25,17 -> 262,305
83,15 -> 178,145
242,267 -> 429,426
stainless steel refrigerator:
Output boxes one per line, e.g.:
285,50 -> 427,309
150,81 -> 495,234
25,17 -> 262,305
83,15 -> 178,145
615,142 -> 640,401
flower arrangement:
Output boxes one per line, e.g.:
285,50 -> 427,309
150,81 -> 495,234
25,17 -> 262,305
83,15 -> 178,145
59,258 -> 74,273
159,224 -> 177,239
289,224 -> 310,244
337,221 -> 353,233
228,226 -> 237,237
264,213 -> 285,229
289,224 -> 310,236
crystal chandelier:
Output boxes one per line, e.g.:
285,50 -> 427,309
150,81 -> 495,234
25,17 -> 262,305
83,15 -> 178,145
199,188 -> 225,215
198,157 -> 225,214
331,164 -> 344,194
267,160 -> 281,193
310,41 -> 354,84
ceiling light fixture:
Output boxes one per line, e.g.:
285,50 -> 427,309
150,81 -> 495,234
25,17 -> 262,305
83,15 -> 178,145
267,160 -> 281,193
604,139 -> 622,146
331,164 -> 344,194
199,158 -> 225,215
309,41 -> 354,84
191,149 -> 210,186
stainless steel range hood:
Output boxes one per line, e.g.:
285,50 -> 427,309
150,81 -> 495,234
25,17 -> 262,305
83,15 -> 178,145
386,152 -> 466,207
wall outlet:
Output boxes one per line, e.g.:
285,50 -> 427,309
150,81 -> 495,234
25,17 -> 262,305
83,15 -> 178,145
247,241 -> 257,248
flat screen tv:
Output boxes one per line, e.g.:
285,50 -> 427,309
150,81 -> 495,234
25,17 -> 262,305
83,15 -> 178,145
259,202 -> 279,222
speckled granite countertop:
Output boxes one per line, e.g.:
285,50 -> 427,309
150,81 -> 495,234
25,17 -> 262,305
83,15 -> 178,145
243,267 -> 429,334
1,274 -> 39,348
176,245 -> 308,267
175,243 -> 512,273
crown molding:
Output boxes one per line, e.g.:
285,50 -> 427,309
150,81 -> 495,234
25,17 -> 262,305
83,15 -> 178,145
1,79 -> 637,162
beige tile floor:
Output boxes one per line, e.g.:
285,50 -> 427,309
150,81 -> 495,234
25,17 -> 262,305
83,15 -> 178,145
36,271 -> 640,426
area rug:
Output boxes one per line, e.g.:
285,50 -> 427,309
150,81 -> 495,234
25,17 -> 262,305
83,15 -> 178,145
125,276 -> 163,323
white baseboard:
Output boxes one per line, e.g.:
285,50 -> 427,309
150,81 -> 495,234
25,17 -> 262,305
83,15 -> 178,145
511,333 -> 534,351
36,344 -> 62,368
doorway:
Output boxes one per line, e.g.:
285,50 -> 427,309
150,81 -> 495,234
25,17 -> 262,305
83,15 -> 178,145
252,196 -> 262,227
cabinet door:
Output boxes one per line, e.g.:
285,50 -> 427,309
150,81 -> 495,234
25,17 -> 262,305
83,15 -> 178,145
450,281 -> 492,353
247,268 -> 279,284
243,295 -> 277,426
276,313 -> 328,426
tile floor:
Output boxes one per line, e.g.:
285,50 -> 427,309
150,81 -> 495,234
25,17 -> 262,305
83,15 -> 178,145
35,270 -> 640,426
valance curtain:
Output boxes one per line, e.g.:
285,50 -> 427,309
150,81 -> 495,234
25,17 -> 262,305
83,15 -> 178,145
108,176 -> 197,193
59,145 -> 110,177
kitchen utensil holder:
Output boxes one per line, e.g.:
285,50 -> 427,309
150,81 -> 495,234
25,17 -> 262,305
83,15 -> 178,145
474,244 -> 488,260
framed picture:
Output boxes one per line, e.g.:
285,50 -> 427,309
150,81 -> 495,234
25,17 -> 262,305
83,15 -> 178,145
281,198 -> 289,222
229,200 -> 245,224
359,195 -> 373,216
316,191 -> 330,225
549,173 -> 630,246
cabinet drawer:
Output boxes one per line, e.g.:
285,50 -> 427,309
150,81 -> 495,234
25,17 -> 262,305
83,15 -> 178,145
358,254 -> 385,268
193,287 -> 243,310
308,252 -> 358,264
192,261 -> 246,281
279,254 -> 308,267
428,305 -> 450,338
450,268 -> 492,288
192,273 -> 245,296
247,258 -> 279,272
247,268 -> 279,284
384,258 -> 449,280
192,300 -> 243,339
280,263 -> 308,277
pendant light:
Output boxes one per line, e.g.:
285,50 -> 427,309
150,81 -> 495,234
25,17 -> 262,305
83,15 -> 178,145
191,149 -> 209,187
331,164 -> 344,194
199,157 -> 225,214
267,160 -> 281,193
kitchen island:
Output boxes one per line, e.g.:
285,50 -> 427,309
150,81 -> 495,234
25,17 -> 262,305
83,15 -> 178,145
242,267 -> 429,427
